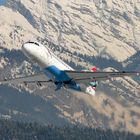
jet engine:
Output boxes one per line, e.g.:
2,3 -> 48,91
85,80 -> 98,96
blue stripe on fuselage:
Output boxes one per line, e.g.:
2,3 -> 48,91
44,65 -> 71,82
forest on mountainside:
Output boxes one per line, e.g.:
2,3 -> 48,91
0,119 -> 139,140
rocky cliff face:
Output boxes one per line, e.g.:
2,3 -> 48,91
0,0 -> 140,134
3,0 -> 140,61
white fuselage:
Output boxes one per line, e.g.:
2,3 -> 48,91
22,42 -> 73,71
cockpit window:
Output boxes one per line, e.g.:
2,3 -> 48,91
28,41 -> 39,46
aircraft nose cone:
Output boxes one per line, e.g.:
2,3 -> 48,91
22,43 -> 26,51
22,43 -> 32,57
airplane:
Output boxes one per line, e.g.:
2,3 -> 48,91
0,41 -> 139,95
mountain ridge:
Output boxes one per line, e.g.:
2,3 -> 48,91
0,0 -> 140,134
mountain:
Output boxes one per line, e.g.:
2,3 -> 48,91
0,0 -> 140,134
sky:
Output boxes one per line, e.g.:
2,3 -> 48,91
0,0 -> 6,5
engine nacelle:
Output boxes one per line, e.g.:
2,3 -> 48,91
85,81 -> 98,96
86,86 -> 96,96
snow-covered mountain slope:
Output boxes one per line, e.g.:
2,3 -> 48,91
0,0 -> 140,134
4,0 -> 140,62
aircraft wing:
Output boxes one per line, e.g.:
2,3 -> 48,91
0,73 -> 52,85
65,71 -> 140,84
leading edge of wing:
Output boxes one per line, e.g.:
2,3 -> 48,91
0,73 -> 51,85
